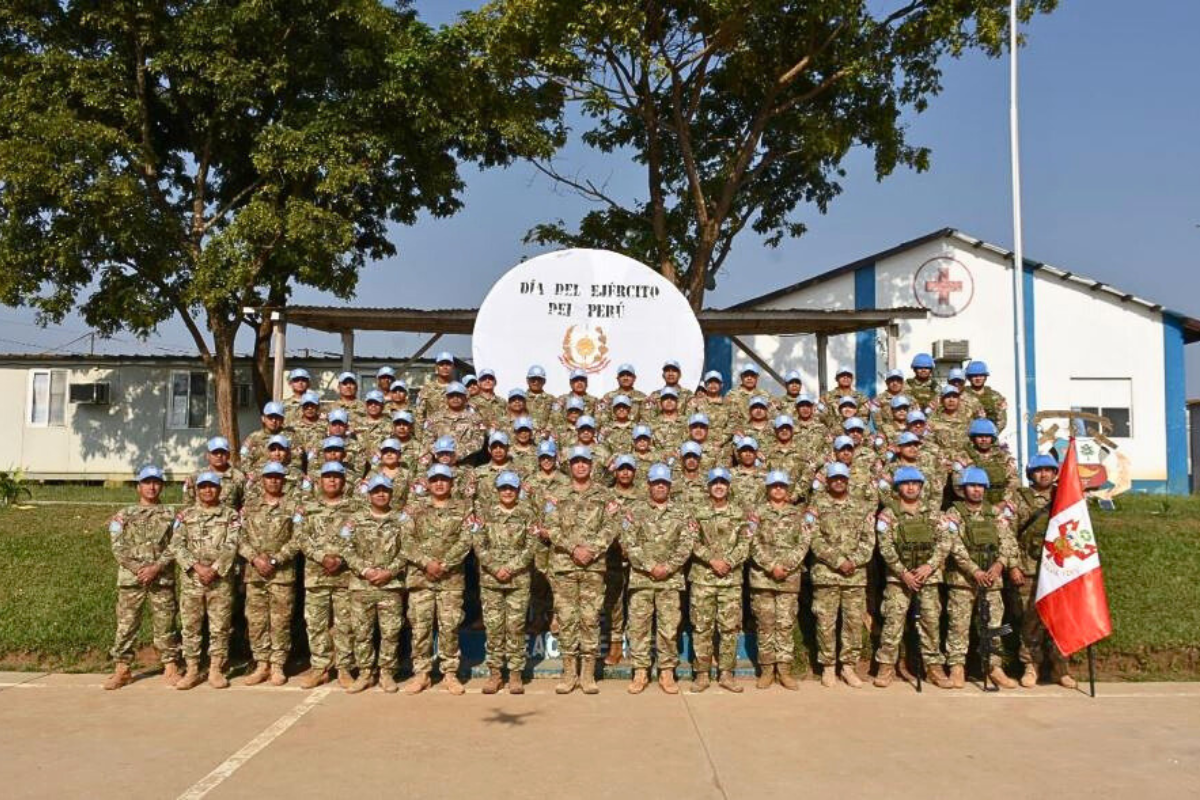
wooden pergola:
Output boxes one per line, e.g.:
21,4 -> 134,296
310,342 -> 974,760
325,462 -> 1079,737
263,304 -> 929,397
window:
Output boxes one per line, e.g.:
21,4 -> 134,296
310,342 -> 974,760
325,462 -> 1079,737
169,370 -> 208,429
28,369 -> 67,427
1069,378 -> 1132,438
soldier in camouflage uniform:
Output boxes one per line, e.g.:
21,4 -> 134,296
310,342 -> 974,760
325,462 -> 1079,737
681,414 -> 720,473
355,390 -> 393,457
311,410 -> 366,479
601,454 -> 640,665
399,463 -> 476,695
282,368 -> 312,427
524,365 -> 555,431
472,369 -> 506,432
762,414 -> 807,483
730,396 -> 775,451
104,466 -> 181,690
410,436 -> 477,504
873,467 -> 954,689
359,438 -> 413,506
343,476 -> 406,694
598,363 -> 645,425
524,440 -> 569,634
542,445 -> 616,695
568,415 -> 612,477
552,396 -> 586,445
729,437 -> 767,509
184,437 -> 247,510
905,353 -> 939,413
644,360 -> 693,421
600,395 -> 636,461
671,442 -> 710,506
239,463 -> 300,687
772,370 -> 806,416
689,468 -> 751,693
555,369 -> 599,423
804,462 -> 876,688
687,372 -> 734,447
820,368 -> 870,428
295,462 -> 357,690
244,435 -> 312,504
509,416 -> 540,476
621,464 -> 695,695
502,389 -> 532,434
880,431 -> 948,506
332,371 -> 366,430
791,394 -> 828,467
390,410 -> 421,459
749,470 -> 810,690
474,471 -> 537,695
943,467 -> 1019,689
473,431 -> 517,509
422,382 -> 486,463
290,392 -> 326,469
874,394 -> 912,450
962,361 -> 1008,431
415,351 -> 457,428
648,388 -> 688,457
826,395 -> 864,439
373,365 -> 396,396
1010,454 -> 1076,689
171,472 -> 241,690
930,382 -> 972,458
952,419 -> 1017,506
240,402 -> 289,474
724,364 -> 763,421
870,370 -> 908,433
386,379 -> 413,419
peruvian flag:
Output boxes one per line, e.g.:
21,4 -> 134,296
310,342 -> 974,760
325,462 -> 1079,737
1035,438 -> 1113,655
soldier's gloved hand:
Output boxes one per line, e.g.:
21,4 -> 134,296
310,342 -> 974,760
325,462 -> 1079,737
837,559 -> 855,576
973,569 -> 992,588
1009,567 -> 1026,587
901,570 -> 921,592
770,565 -> 788,581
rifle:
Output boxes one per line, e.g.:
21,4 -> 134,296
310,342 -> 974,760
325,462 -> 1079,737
975,544 -> 1013,692
907,587 -> 924,693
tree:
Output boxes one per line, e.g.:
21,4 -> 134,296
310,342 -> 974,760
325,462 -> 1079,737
0,1 -> 560,445
462,0 -> 1056,309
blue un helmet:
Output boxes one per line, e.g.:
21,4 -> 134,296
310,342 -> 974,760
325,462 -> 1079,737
885,368 -> 905,383
136,465 -> 164,483
959,466 -> 990,488
322,436 -> 346,451
261,462 -> 287,478
507,388 -> 527,401
267,434 -> 291,450
488,431 -> 510,448
1026,453 -> 1060,476
379,438 -> 402,453
435,351 -> 455,365
433,436 -> 457,454
327,409 -> 349,425
366,475 -> 394,493
911,353 -> 935,370
392,410 -> 414,424
660,386 -> 679,399
688,413 -> 710,428
262,401 -> 285,418
893,466 -> 925,485
495,471 -> 521,490
833,435 -> 855,451
575,415 -> 597,431
703,370 -> 724,385
364,389 -> 385,404
825,462 -> 851,480
612,394 -> 632,409
633,424 -> 652,441
889,395 -> 912,410
301,390 -> 321,407
527,364 -> 547,379
749,395 -> 769,409
896,432 -> 922,447
968,419 -> 998,439
613,454 -> 637,471
736,436 -> 759,452
707,467 -> 732,484
513,416 -> 534,432
289,368 -> 312,383
680,441 -> 703,459
617,363 -> 636,376
773,414 -> 795,430
207,436 -> 231,453
427,463 -> 454,481
765,469 -> 791,487
842,417 -> 867,433
537,440 -> 558,459
195,471 -> 222,487
568,445 -> 593,463
965,361 -> 990,378
739,364 -> 760,377
647,463 -> 673,484
320,462 -> 346,477
444,382 -> 467,397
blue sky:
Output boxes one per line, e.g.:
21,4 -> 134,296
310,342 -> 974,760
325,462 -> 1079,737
3,0 -> 1198,392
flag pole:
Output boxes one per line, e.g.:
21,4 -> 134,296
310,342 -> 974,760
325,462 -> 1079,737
1087,644 -> 1096,697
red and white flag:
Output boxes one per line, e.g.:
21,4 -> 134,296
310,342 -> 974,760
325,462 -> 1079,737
1035,438 -> 1113,655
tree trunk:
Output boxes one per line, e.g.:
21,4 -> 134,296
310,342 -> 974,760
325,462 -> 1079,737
210,318 -> 241,454
686,226 -> 718,312
250,313 -> 273,409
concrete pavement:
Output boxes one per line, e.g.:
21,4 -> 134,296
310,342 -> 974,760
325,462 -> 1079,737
2,671 -> 1198,799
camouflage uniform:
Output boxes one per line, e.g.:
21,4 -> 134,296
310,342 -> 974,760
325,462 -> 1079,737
422,407 -> 487,462
282,393 -> 308,428
245,464 -> 311,505
686,393 -> 733,446
964,445 -> 1018,506
542,482 -> 616,658
644,385 -> 693,421
792,418 -> 828,465
943,501 -> 1018,668
729,464 -> 766,509
620,500 -> 695,672
670,470 -> 710,507
471,393 -> 506,432
599,388 -> 646,424
524,390 -> 555,431
472,460 -> 517,510
184,467 -> 246,510
962,386 -> 1008,432
804,493 -> 876,668
723,384 -> 761,421
524,469 -> 570,631
690,502 -> 751,675
355,414 -> 393,458
820,388 -> 870,427
343,507 -> 406,675
240,427 -> 285,474
290,418 -> 326,466
474,499 -> 538,673
600,421 -> 635,461
602,484 -> 641,648
239,496 -> 300,668
358,466 -> 411,508
332,397 -> 367,431
415,377 -> 453,427
171,505 -> 241,663
108,504 -> 179,665
400,496 -> 476,677
553,391 -> 598,424
930,408 -> 972,456
295,497 -> 357,673
748,503 -> 811,670
509,444 -> 539,477
905,377 -> 939,413
1010,486 -> 1065,672
874,499 -> 953,667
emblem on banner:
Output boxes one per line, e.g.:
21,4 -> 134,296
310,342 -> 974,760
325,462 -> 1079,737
912,255 -> 974,317
559,324 -> 611,373
1045,518 -> 1098,567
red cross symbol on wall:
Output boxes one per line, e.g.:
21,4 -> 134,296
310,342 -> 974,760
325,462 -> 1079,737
924,266 -> 963,305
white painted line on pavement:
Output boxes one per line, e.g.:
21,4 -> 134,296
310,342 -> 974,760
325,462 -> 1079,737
175,687 -> 332,800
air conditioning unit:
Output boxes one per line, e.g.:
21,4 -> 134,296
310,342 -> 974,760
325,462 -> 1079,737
69,382 -> 111,405
932,339 -> 970,362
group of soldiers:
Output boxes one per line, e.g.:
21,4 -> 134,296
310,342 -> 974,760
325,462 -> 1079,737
105,350 -> 1076,696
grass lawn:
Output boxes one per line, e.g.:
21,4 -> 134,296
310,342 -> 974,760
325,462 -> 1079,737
0,492 -> 1197,677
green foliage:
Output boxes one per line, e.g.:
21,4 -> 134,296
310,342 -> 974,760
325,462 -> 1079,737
0,469 -> 32,507
462,0 -> 1057,305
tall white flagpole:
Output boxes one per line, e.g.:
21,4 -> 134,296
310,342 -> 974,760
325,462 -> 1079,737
1010,0 -> 1029,471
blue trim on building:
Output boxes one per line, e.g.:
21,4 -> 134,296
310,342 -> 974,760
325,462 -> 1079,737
1021,264 -> 1038,467
854,264 -> 876,395
704,335 -> 733,394
1162,315 -> 1188,494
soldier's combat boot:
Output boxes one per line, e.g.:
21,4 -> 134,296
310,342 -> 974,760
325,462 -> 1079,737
555,656 -> 578,695
347,670 -> 374,694
949,664 -> 965,689
691,670 -> 711,693
603,640 -> 623,666
1051,663 -> 1078,689
508,671 -> 525,695
988,666 -> 1017,689
719,671 -> 743,693
775,666 -> 798,691
269,665 -> 288,686
298,668 -> 330,690
442,673 -> 466,695
579,657 -> 600,694
874,664 -> 895,688
1020,663 -> 1038,688
840,665 -> 863,689
927,666 -> 952,689
658,669 -> 680,695
820,666 -> 837,688
627,669 -> 649,695
756,665 -> 775,690
481,669 -> 503,695
403,673 -> 431,695
208,660 -> 230,690
337,669 -> 355,691
244,662 -> 270,686
162,662 -> 182,687
379,672 -> 399,694
175,661 -> 206,691
103,663 -> 133,691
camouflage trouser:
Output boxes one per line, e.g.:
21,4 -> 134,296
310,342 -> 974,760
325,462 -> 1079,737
876,581 -> 944,666
812,585 -> 867,666
551,571 -> 604,657
304,586 -> 354,671
110,585 -> 179,664
481,585 -> 530,672
407,588 -> 463,676
351,588 -> 404,672
749,589 -> 798,666
1016,581 -> 1065,670
603,546 -> 628,645
690,584 -> 742,673
947,586 -> 1004,668
627,587 -> 682,671
180,577 -> 234,662
245,582 -> 294,667
529,542 -> 553,633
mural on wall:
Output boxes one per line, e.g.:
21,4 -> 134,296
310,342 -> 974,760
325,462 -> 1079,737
912,254 -> 975,318
1033,410 -> 1132,501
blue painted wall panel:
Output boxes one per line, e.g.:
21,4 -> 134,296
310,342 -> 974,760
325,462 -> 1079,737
854,265 -> 877,396
1162,315 -> 1188,494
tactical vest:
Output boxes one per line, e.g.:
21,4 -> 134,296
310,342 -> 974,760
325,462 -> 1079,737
974,451 -> 1009,504
1017,488 -> 1051,560
954,501 -> 1000,565
888,502 -> 936,570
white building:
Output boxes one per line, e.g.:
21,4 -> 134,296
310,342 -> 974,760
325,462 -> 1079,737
0,354 -> 431,480
723,228 -> 1198,493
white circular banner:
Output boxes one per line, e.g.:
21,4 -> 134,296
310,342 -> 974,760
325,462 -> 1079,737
472,249 -> 705,396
